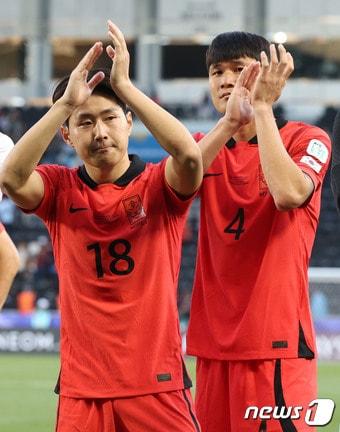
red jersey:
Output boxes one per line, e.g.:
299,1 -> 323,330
28,155 -> 193,398
187,120 -> 331,360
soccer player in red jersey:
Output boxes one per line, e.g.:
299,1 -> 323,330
186,32 -> 331,431
0,21 -> 203,432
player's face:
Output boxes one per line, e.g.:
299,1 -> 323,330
64,94 -> 132,168
208,57 -> 255,114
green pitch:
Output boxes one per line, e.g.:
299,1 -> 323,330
0,355 -> 338,431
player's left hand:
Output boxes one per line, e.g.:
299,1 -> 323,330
106,20 -> 132,91
252,44 -> 294,108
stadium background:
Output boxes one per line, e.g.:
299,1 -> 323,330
0,0 -> 340,430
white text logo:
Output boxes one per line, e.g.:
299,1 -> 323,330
244,399 -> 335,426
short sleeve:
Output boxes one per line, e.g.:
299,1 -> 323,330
158,159 -> 196,215
289,126 -> 331,190
22,165 -> 62,221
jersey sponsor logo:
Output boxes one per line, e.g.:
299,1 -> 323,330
306,139 -> 328,163
300,155 -> 322,173
69,205 -> 88,213
122,195 -> 146,226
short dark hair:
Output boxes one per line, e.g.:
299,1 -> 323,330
206,31 -> 270,70
52,69 -> 128,114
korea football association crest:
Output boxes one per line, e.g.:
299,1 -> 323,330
122,195 -> 147,226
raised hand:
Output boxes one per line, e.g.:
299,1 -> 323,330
106,20 -> 131,91
60,42 -> 105,108
224,61 -> 260,128
252,44 -> 294,108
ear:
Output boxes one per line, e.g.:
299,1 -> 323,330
60,125 -> 73,147
126,111 -> 133,137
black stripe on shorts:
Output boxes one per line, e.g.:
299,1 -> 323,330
182,390 -> 201,432
259,419 -> 267,431
274,359 -> 297,432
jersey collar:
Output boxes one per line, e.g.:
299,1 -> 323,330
77,154 -> 146,189
225,117 -> 288,149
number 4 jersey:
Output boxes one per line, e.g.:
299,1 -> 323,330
187,120 -> 331,361
27,155 -> 193,398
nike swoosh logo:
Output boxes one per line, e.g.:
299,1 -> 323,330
69,205 -> 88,213
203,173 -> 222,178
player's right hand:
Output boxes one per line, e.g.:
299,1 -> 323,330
59,42 -> 105,109
223,61 -> 260,129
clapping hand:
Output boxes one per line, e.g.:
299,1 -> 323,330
106,20 -> 132,92
252,44 -> 294,108
224,61 -> 260,129
60,42 -> 105,108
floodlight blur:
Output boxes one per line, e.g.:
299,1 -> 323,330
273,31 -> 288,44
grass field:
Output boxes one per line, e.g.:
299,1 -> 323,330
0,355 -> 338,431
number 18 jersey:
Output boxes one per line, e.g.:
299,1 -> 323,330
187,120 -> 331,361
29,155 -> 192,398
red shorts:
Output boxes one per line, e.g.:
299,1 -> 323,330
56,389 -> 201,432
195,357 -> 317,432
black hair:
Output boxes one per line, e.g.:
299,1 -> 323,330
52,69 -> 127,114
206,31 -> 270,70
